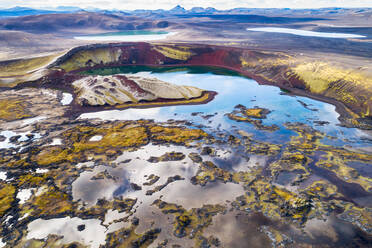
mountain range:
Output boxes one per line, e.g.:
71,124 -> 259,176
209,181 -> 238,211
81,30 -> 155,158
1,5 -> 371,18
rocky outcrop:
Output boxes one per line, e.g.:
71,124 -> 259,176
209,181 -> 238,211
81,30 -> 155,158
72,74 -> 204,106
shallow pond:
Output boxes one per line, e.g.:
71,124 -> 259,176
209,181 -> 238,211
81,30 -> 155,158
247,27 -> 366,38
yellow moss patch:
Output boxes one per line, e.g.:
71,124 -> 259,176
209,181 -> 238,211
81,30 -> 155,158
72,125 -> 148,153
153,199 -> 225,242
227,106 -> 278,132
234,180 -> 311,223
338,201 -> 372,233
305,180 -> 341,198
15,234 -> 87,248
105,224 -> 160,248
18,174 -> 48,188
1,157 -> 30,168
59,48 -> 122,72
316,150 -> 372,192
23,186 -> 74,216
34,123 -> 149,166
0,54 -> 59,77
292,62 -> 372,94
154,45 -> 194,61
149,125 -> 208,144
113,92 -> 211,110
34,146 -> 73,166
247,141 -> 282,156
192,161 -> 232,186
273,187 -> 295,202
0,99 -> 32,121
245,108 -> 265,118
0,182 -> 15,217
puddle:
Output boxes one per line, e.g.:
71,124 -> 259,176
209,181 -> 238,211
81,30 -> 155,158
0,130 -> 41,149
27,217 -> 106,248
61,92 -> 73,105
0,171 -> 7,181
17,188 -> 34,204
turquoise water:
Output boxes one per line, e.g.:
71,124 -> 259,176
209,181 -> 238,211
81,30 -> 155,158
80,66 -> 371,148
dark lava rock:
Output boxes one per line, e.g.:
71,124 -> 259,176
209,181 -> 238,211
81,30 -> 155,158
235,104 -> 245,109
176,215 -> 191,227
188,153 -> 203,163
132,217 -> 139,226
77,224 -> 85,231
0,135 -> 5,142
201,114 -> 215,120
201,146 -> 215,156
20,146 -> 32,154
26,133 -> 35,139
131,228 -> 161,248
314,120 -> 330,126
297,100 -> 318,111
146,175 -> 184,195
148,152 -> 186,163
147,156 -> 160,163
120,159 -> 131,164
143,174 -> 160,186
157,239 -> 168,248
9,135 -> 21,143
130,183 -> 142,191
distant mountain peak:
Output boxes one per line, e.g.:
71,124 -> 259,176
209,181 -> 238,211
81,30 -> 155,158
172,5 -> 184,9
5,6 -> 33,11
170,5 -> 186,13
190,6 -> 218,14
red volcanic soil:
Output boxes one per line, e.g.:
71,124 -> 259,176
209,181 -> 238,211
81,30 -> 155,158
115,75 -> 148,95
55,43 -> 277,86
55,42 -> 307,97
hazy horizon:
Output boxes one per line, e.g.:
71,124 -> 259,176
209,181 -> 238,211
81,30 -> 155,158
1,0 -> 371,10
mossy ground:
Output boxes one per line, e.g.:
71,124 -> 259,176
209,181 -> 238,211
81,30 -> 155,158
153,199 -> 225,246
0,54 -> 59,78
1,118 -> 371,247
227,105 -> 279,131
0,99 -> 33,121
154,45 -> 195,61
0,183 -> 15,218
59,48 -> 122,72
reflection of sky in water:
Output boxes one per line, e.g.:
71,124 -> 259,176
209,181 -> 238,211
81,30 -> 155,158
246,27 -> 366,39
27,217 -> 106,248
80,68 -> 370,147
0,130 -> 41,149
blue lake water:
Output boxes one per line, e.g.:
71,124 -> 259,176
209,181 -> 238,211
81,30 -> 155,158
79,66 -> 371,148
247,27 -> 366,38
